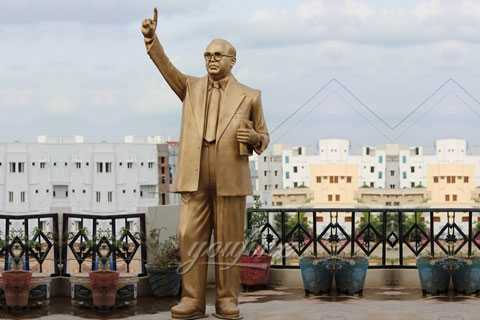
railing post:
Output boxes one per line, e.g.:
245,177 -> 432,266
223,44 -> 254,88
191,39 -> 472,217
4,219 -> 10,271
281,211 -> 286,267
398,211 -> 403,267
53,213 -> 60,276
468,211 -> 473,257
24,217 -> 30,271
111,218 -> 117,271
351,211 -> 356,257
92,218 -> 97,271
140,214 -> 147,276
430,211 -> 435,257
382,211 -> 387,267
62,214 -> 69,276
313,211 -> 317,258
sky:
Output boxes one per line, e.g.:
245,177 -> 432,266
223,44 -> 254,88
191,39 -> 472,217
2,0 -> 480,150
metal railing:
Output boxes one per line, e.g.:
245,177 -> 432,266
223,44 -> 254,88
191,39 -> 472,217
0,213 -> 60,275
246,208 -> 480,269
62,213 -> 147,276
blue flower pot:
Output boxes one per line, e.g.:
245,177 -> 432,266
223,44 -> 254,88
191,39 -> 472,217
416,257 -> 450,295
145,265 -> 181,297
452,257 -> 480,295
334,257 -> 368,295
299,257 -> 334,296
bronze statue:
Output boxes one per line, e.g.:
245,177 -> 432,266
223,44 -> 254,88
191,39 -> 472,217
141,8 -> 269,320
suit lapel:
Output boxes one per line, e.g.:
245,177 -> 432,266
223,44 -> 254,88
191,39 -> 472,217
216,76 -> 246,141
188,76 -> 208,137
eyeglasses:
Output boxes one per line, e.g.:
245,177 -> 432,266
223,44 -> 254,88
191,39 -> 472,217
204,52 -> 234,62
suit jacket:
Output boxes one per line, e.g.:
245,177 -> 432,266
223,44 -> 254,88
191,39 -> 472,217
146,36 -> 269,196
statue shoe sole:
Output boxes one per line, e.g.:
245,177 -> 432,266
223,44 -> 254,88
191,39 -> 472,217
212,313 -> 243,320
171,313 -> 208,320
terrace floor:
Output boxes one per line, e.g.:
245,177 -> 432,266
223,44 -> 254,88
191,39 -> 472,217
2,286 -> 480,320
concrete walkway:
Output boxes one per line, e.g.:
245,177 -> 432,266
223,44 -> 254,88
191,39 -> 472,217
2,287 -> 480,320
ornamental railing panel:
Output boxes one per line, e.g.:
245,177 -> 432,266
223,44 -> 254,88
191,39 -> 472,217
62,213 -> 147,276
246,208 -> 480,269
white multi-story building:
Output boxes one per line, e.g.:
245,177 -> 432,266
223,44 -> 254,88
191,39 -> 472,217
0,136 -> 159,215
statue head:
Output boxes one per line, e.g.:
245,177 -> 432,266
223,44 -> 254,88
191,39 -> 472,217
204,39 -> 236,81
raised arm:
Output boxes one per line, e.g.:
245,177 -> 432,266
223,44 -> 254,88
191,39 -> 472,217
141,8 -> 188,101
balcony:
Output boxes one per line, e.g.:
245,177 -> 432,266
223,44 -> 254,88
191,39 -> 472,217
0,206 -> 479,319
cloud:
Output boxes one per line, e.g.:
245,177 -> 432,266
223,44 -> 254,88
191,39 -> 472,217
0,0 -> 213,24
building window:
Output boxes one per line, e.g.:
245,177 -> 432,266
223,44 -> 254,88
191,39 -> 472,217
390,170 -> 395,177
464,176 -> 469,183
434,177 -> 439,183
264,156 -> 267,162
403,172 -> 407,179
366,147 -> 370,155
293,166 -> 298,173
410,166 -> 415,173
316,216 -> 324,222
20,192 -> 26,203
161,193 -> 166,205
345,216 -> 352,222
335,194 -> 340,202
108,192 -> 113,203
411,182 -> 415,188
264,185 -> 268,191
274,170 -> 278,176
328,194 -> 333,202
127,162 -> 133,169
445,194 -> 450,202
8,192 -> 13,203
76,162 -> 81,169
161,157 -> 165,164
378,172 -> 383,179
370,166 -> 374,173
161,176 -> 166,184
370,182 -> 374,188
275,184 -> 278,189
105,162 -> 112,173
161,167 -> 165,175
316,176 -> 321,183
40,162 -> 46,169
347,176 -> 352,183
96,162 -> 103,173
264,170 -> 267,177
293,182 -> 298,188
9,162 -> 16,173
284,156 -> 289,164
285,172 -> 290,179
390,184 -> 395,189
402,156 -> 407,163
96,192 -> 101,203
452,194 -> 458,202
148,161 -> 154,169
18,162 -> 25,173
378,156 -> 383,164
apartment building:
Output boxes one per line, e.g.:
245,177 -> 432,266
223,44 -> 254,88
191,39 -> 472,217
0,136 -> 160,215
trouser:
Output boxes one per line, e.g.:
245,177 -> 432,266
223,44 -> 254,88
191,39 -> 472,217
177,140 -> 246,310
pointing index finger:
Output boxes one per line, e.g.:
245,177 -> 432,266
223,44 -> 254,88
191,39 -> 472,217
153,7 -> 158,24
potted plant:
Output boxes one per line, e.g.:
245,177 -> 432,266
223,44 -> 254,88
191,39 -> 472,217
333,255 -> 369,295
416,255 -> 451,295
145,228 -> 181,297
240,201 -> 272,289
299,255 -> 334,296
2,241 -> 33,307
89,229 -> 121,309
452,256 -> 480,295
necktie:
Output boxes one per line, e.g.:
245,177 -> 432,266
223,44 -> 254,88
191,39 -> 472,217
205,81 -> 221,142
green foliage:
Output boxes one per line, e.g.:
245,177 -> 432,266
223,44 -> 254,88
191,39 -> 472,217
357,212 -> 428,242
147,228 -> 180,269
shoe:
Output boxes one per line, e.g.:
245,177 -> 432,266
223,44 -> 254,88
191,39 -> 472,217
171,300 -> 207,320
213,301 -> 243,320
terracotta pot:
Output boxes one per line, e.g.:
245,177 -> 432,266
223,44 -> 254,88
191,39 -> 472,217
89,271 -> 119,307
2,270 -> 33,307
239,255 -> 271,286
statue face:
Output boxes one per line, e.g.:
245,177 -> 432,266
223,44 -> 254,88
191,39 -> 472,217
204,40 -> 236,80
